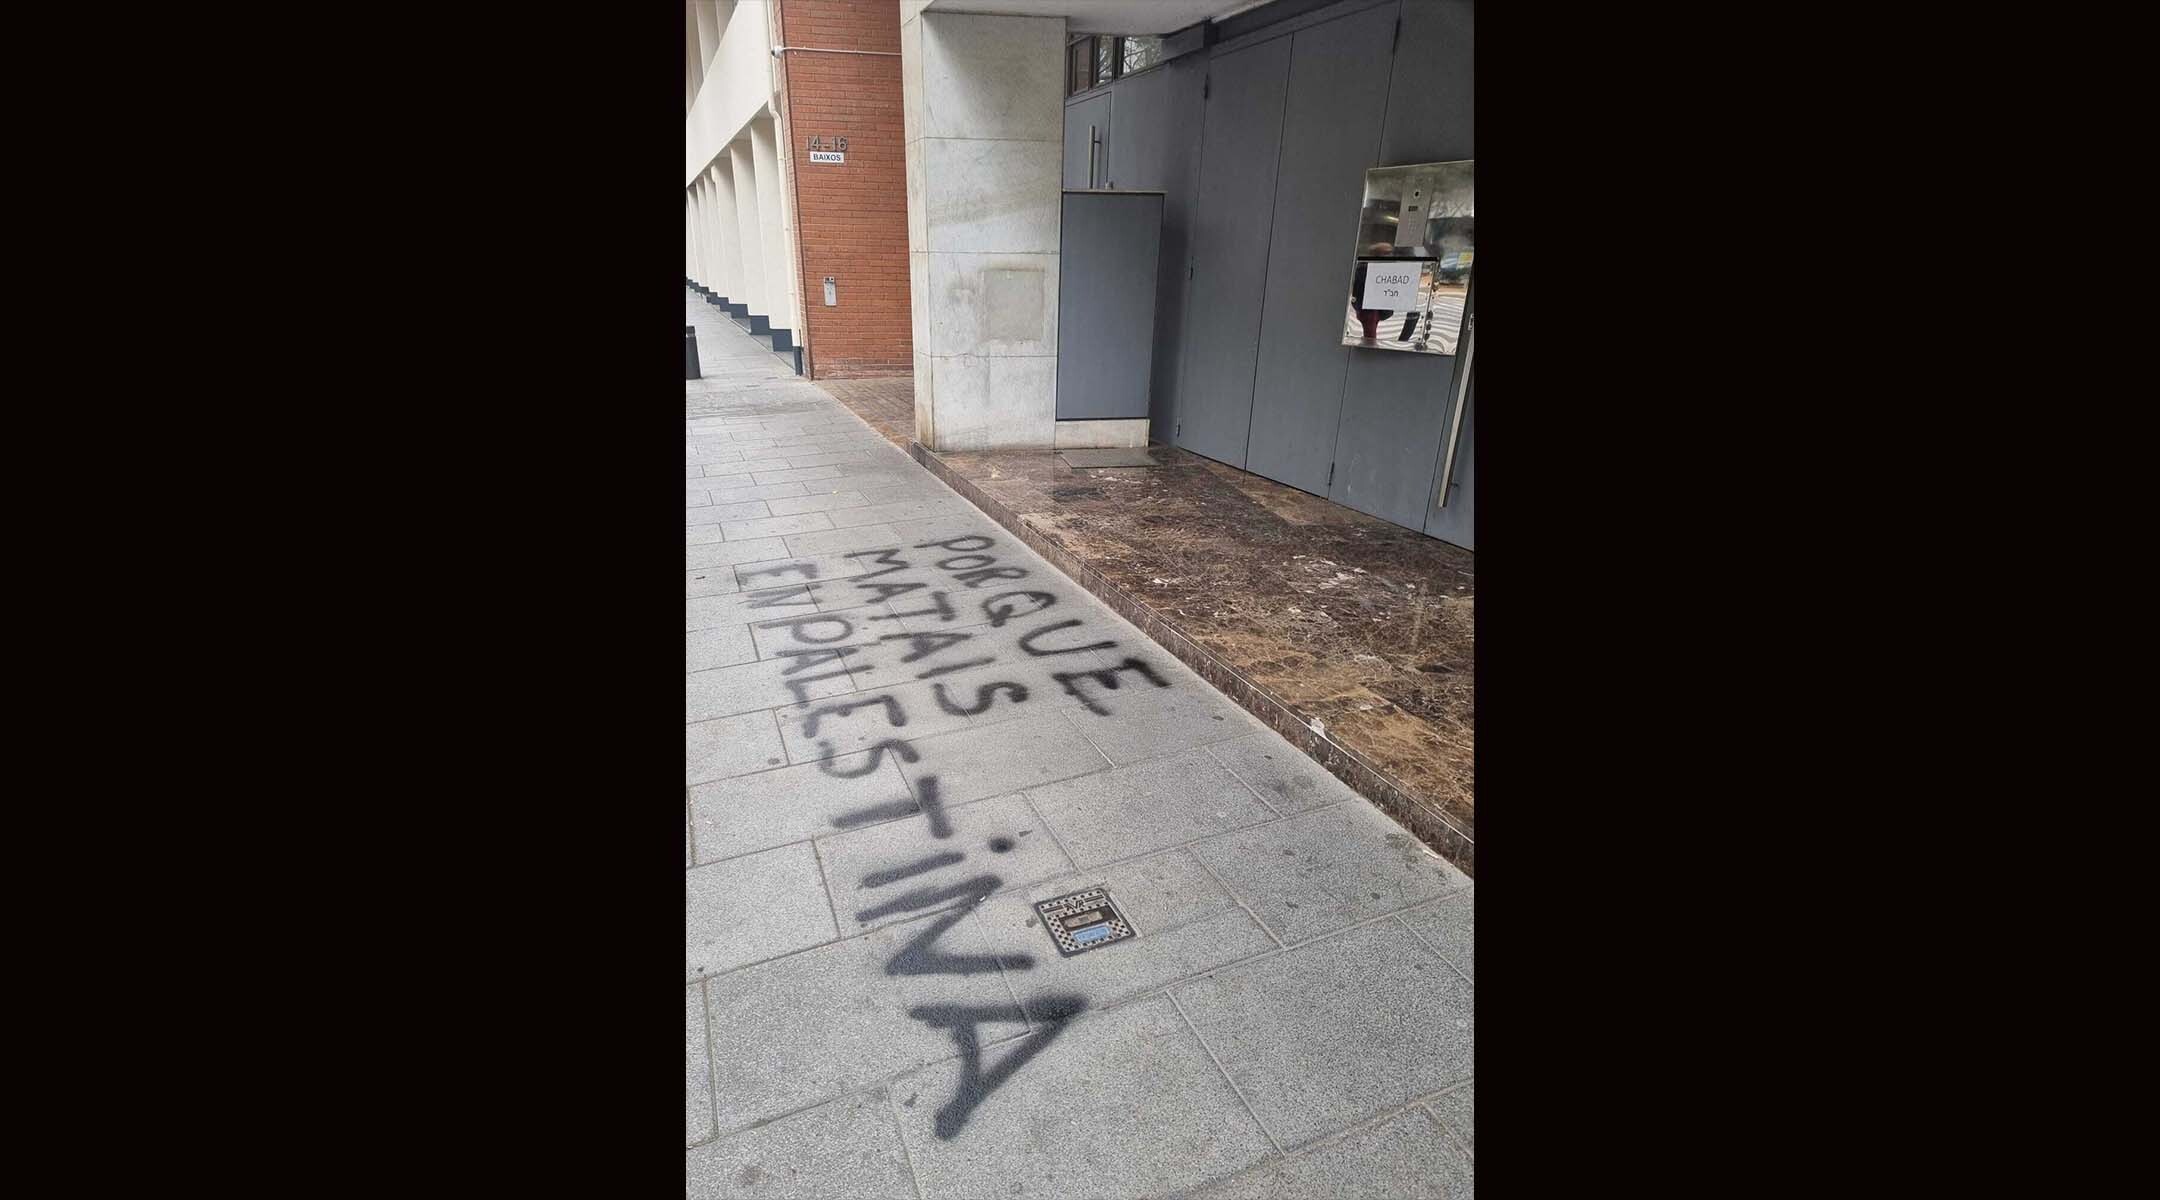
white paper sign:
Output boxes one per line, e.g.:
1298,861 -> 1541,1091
809,150 -> 844,164
1361,262 -> 1420,308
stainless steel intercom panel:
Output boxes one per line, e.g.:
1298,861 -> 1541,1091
1343,160 -> 1473,354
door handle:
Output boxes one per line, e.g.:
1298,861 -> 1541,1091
1435,314 -> 1474,509
1088,124 -> 1099,188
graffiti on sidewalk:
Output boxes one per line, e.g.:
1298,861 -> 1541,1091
736,531 -> 1172,1139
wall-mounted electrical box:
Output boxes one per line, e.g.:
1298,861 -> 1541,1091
1056,189 -> 1164,420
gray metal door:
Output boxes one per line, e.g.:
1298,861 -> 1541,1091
1243,4 -> 1397,496
1330,0 -> 1475,531
1422,362 -> 1473,549
1102,57 -> 1207,446
1329,350 -> 1455,527
1172,36 -> 1292,469
1062,92 -> 1111,188
1056,191 -> 1162,419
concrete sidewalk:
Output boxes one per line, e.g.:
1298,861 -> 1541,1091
686,293 -> 1474,1199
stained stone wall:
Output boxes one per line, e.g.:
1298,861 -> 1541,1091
901,9 -> 1067,450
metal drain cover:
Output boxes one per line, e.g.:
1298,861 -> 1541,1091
1034,887 -> 1136,956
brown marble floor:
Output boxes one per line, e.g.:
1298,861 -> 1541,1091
813,378 -> 1474,873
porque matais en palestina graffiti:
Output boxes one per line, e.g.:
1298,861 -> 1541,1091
730,533 -> 1174,1139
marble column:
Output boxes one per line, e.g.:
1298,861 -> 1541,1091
901,9 -> 1065,449
729,140 -> 767,324
709,163 -> 742,305
686,192 -> 700,283
749,116 -> 794,337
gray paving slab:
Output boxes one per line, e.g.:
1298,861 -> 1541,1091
754,465 -> 848,484
884,513 -> 1006,546
727,456 -> 802,475
778,450 -> 893,469
824,498 -> 978,530
1397,888 -> 1474,982
702,909 -> 1026,1134
1191,1106 -> 1472,1199
684,499 -> 773,527
684,1089 -> 919,1199
707,481 -> 811,505
1426,1081 -> 1473,1155
894,519 -> 1012,551
793,473 -> 888,496
781,551 -> 949,590
967,848 -> 1278,1021
686,842 -> 839,981
745,601 -> 896,659
1027,745 -> 1278,869
838,613 -> 1117,687
947,609 -> 1136,665
1189,802 -> 1470,945
691,750 -> 916,865
783,523 -> 909,557
892,711 -> 1112,807
855,481 -> 954,504
809,585 -> 958,631
730,555 -> 879,591
685,586 -> 822,632
721,511 -> 837,541
1172,919 -> 1474,1149
779,574 -> 944,613
891,995 -> 1276,1200
688,983 -> 714,1146
732,555 -> 855,588
685,625 -> 758,673
764,490 -> 870,515
687,568 -> 746,598
1062,672 -> 1258,766
771,444 -> 888,462
683,536 -> 793,566
1206,731 -> 1365,815
853,647 -> 1124,724
817,792 -> 1075,935
884,578 -> 1094,636
686,711 -> 789,786
776,676 -> 976,762
687,655 -> 861,724
768,435 -> 877,452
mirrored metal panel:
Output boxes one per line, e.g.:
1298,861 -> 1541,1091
1342,160 -> 1473,354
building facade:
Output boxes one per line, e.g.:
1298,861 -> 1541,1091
686,1 -> 912,379
693,0 -> 1473,549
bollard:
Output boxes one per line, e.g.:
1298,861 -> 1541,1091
685,325 -> 701,380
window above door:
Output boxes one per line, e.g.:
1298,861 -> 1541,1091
1067,34 -> 1165,96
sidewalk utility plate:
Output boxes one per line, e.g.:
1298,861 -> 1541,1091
1034,887 -> 1136,956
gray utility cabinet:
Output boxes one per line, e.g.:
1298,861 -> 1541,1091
1056,190 -> 1163,421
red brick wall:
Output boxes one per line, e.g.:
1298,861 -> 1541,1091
776,0 -> 911,380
